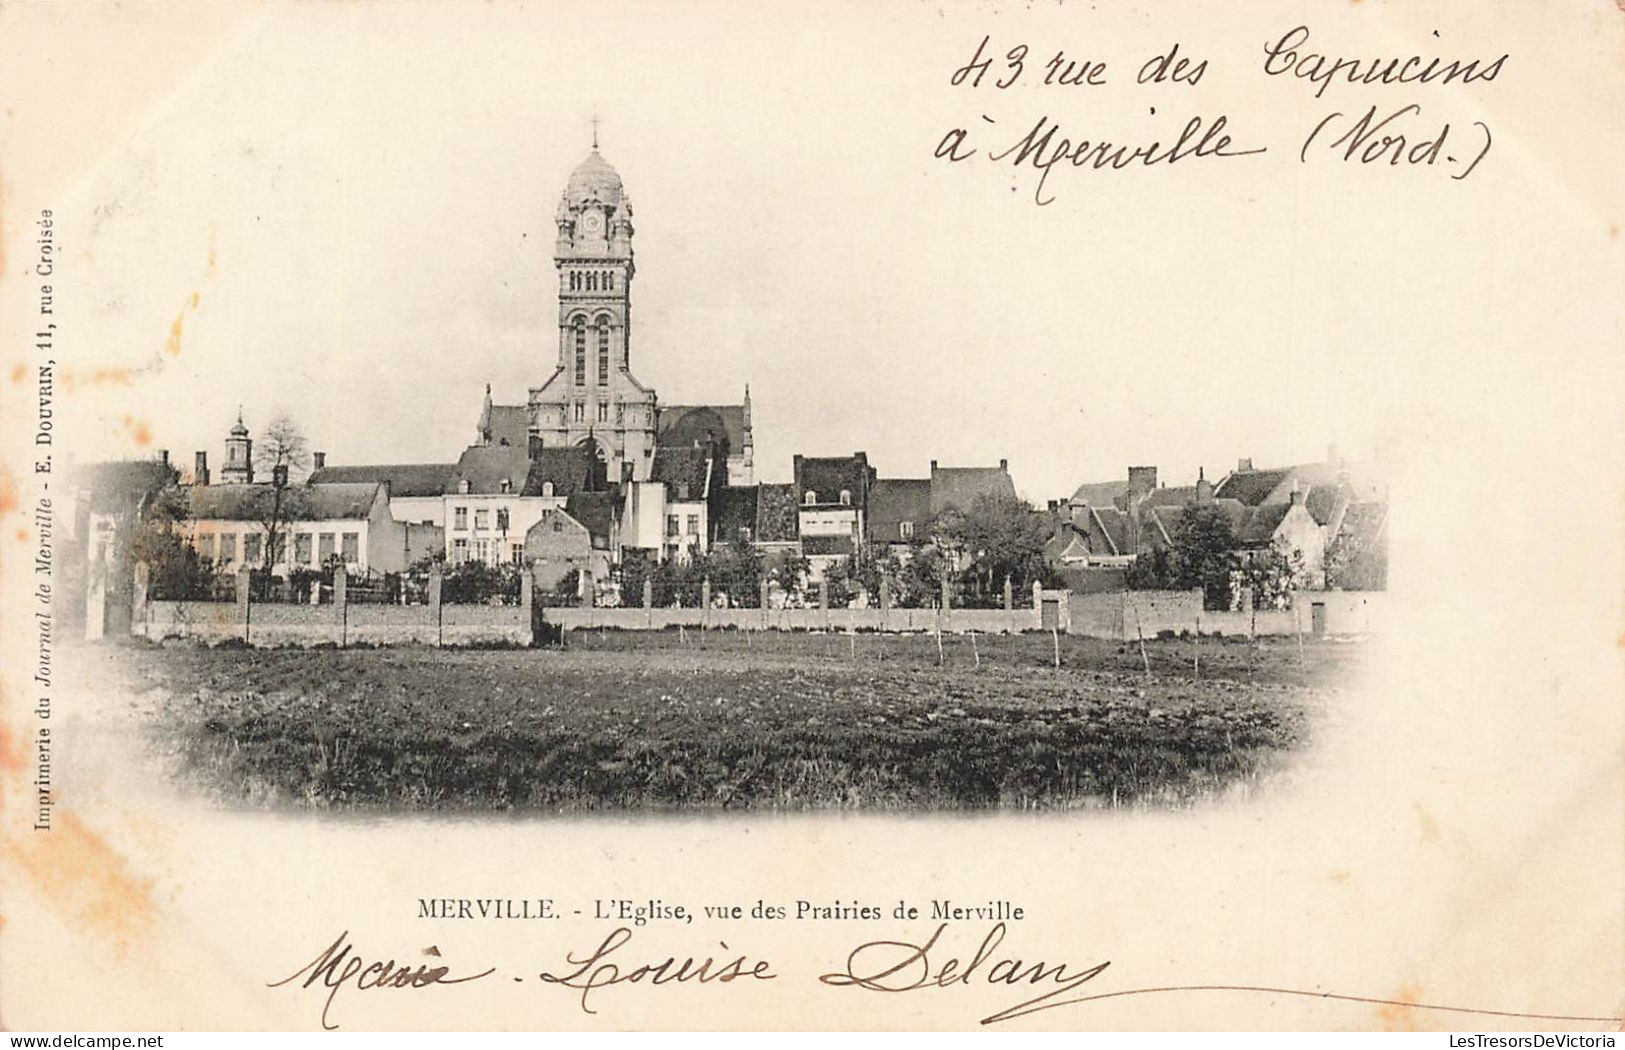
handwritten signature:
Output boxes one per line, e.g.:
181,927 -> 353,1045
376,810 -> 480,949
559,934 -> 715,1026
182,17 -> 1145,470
270,924 -> 1620,1030
820,921 -> 1110,1025
268,931 -> 496,1031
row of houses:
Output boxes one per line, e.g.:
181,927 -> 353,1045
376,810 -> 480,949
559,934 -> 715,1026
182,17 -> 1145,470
65,401 -> 1386,616
66,404 -> 1020,601
1047,450 -> 1389,594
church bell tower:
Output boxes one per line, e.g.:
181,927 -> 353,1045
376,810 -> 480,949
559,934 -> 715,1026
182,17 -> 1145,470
528,127 -> 657,482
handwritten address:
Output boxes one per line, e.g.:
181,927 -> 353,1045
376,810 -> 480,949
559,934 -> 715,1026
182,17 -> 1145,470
933,25 -> 1506,204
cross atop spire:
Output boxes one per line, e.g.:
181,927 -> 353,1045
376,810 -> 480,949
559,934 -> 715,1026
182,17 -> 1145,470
590,110 -> 600,150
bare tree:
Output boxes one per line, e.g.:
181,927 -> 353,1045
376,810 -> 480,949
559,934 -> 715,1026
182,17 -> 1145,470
251,411 -> 311,579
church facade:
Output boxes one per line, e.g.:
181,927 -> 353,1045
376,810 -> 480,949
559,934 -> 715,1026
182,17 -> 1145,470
515,146 -> 753,488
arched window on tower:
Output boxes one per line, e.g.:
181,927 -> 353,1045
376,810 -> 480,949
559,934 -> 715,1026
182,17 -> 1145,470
605,272 -> 614,291
569,272 -> 579,292
573,317 -> 586,386
587,273 -> 598,292
596,316 -> 610,385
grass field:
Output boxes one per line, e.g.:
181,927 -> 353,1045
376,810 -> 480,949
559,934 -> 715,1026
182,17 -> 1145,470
108,630 -> 1356,812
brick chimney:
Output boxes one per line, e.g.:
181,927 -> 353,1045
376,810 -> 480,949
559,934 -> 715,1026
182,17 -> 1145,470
194,451 -> 209,486
1127,465 -> 1157,499
999,458 -> 1008,471
1237,457 -> 1253,473
313,451 -> 326,472
272,463 -> 289,489
158,449 -> 169,469
1195,467 -> 1212,503
1290,479 -> 1304,507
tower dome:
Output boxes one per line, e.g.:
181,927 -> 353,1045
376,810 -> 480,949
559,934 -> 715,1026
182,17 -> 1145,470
564,149 -> 624,208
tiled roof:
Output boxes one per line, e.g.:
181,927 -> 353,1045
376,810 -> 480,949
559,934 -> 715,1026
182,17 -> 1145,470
189,482 -> 382,522
485,405 -> 531,450
1337,501 -> 1388,543
1146,499 -> 1250,547
1216,460 -> 1388,509
564,491 -> 617,546
651,446 -> 714,501
1070,479 -> 1127,508
307,463 -> 455,498
867,478 -> 931,544
1145,485 -> 1197,507
1236,503 -> 1294,546
755,483 -> 800,542
794,454 -> 871,507
1044,525 -> 1093,563
657,405 -> 747,454
1092,506 -> 1130,555
523,446 -> 598,497
930,464 -> 1015,514
447,445 -> 530,495
1213,468 -> 1291,506
1303,485 -> 1342,527
713,485 -> 759,543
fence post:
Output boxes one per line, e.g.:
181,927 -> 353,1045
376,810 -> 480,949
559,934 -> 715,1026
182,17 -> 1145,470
334,564 -> 348,648
1003,575 -> 1013,612
521,567 -> 534,646
428,563 -> 443,648
760,578 -> 770,630
236,565 -> 252,644
701,577 -> 711,630
131,560 -> 150,639
643,576 -> 653,628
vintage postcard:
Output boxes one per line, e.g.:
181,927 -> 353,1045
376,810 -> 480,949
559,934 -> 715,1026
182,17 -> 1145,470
1,0 -> 1621,1034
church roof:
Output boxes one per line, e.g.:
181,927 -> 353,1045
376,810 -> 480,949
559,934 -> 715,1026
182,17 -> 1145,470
656,404 -> 748,455
308,463 -> 454,498
565,149 -> 625,208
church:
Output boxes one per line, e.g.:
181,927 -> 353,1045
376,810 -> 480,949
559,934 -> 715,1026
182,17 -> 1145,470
498,140 -> 755,488
261,136 -> 761,578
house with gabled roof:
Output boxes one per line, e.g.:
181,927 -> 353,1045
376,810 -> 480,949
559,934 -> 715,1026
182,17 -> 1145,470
928,458 -> 1016,515
185,479 -> 411,576
793,452 -> 874,578
867,478 -> 931,554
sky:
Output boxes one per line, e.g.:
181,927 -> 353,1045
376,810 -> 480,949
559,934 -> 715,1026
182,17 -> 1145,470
3,1 -> 1622,504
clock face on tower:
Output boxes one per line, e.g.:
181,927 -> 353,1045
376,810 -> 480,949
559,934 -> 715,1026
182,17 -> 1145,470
582,211 -> 602,234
